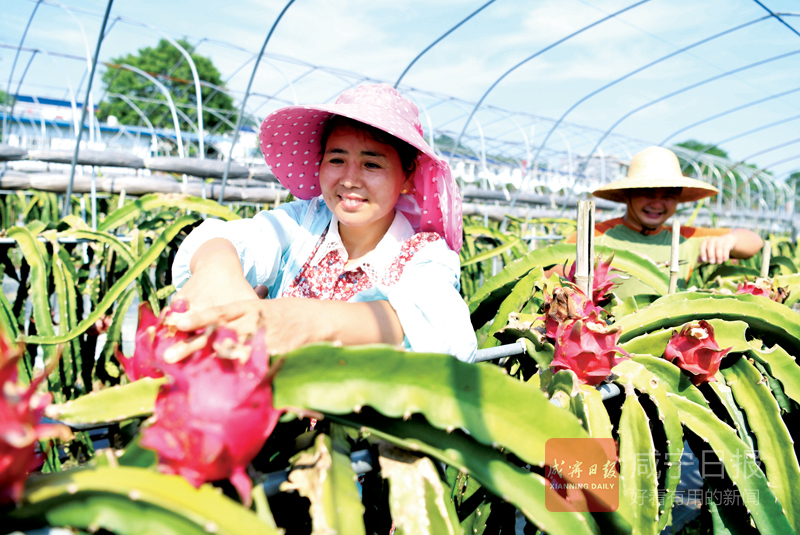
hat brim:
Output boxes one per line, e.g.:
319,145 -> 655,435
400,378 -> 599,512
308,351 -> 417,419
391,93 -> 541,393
592,176 -> 719,203
260,103 -> 436,196
258,97 -> 463,251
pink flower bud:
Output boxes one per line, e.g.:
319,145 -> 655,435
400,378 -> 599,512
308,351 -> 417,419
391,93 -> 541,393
566,254 -> 623,304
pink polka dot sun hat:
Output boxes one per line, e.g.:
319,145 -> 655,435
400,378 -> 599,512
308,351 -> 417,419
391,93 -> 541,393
259,83 -> 463,252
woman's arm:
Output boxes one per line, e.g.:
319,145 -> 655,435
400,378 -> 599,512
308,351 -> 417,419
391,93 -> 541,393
163,298 -> 404,360
176,238 -> 260,310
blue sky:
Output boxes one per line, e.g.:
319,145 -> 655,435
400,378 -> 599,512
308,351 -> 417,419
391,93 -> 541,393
3,0 -> 800,178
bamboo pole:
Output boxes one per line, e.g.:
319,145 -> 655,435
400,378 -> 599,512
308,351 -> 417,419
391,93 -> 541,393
760,241 -> 772,278
575,200 -> 594,295
668,219 -> 681,294
588,200 -> 595,295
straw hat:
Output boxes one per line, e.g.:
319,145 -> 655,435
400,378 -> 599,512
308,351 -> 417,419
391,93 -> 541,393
259,83 -> 463,252
592,146 -> 718,204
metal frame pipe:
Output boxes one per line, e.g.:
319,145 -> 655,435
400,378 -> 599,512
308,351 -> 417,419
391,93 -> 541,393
573,47 -> 800,192
3,0 -> 42,143
523,15 -> 770,199
219,0 -> 296,203
660,84 -> 800,146
448,0 -> 652,162
736,169 -> 751,210
153,33 -> 205,158
53,1 -> 98,146
709,164 -> 723,211
62,0 -> 114,219
109,93 -> 157,141
726,170 -> 738,211
687,113 -> 800,166
394,0 -> 497,88
119,64 -> 184,158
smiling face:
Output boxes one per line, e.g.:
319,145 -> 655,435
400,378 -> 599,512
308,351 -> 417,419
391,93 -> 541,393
623,187 -> 681,231
319,124 -> 414,243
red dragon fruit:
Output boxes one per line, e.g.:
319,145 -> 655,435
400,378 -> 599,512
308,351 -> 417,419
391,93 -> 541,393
549,314 -> 628,386
115,300 -> 195,381
566,254 -> 623,303
1,334 -> 72,504
664,320 -> 731,385
541,285 -> 602,340
133,301 -> 283,506
735,277 -> 788,303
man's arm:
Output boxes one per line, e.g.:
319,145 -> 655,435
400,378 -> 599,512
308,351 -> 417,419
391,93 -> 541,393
699,229 -> 763,264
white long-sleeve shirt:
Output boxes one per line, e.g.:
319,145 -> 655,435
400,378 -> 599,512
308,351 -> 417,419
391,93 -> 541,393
172,197 -> 477,362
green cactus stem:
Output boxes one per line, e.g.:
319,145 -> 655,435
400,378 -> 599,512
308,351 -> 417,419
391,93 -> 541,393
25,215 -> 196,345
8,466 -> 278,535
613,360 -> 683,532
44,377 -> 167,425
721,357 -> 800,533
670,395 -> 794,535
325,412 -> 614,535
618,392 -> 659,535
98,193 -> 240,232
280,433 -> 365,535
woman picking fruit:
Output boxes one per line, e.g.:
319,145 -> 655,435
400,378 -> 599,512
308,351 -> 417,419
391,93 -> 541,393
169,84 -> 477,363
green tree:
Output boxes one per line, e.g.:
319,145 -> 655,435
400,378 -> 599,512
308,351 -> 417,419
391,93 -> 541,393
676,139 -> 729,160
675,139 -> 730,178
99,39 -> 236,146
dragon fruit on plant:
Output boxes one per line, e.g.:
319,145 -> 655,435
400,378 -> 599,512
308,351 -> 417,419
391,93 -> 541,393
549,314 -> 628,386
0,334 -> 72,504
541,285 -> 602,340
566,254 -> 623,303
115,300 -> 194,381
735,277 -> 788,303
663,320 -> 731,386
132,300 -> 283,506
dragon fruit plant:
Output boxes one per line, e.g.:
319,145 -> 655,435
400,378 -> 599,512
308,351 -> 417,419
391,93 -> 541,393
115,300 -> 193,381
3,208 -> 800,535
663,320 -> 732,385
538,283 -> 627,385
465,241 -> 800,535
0,333 -> 71,504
